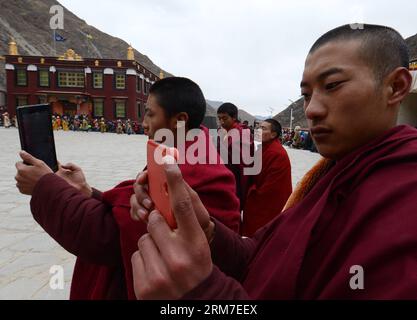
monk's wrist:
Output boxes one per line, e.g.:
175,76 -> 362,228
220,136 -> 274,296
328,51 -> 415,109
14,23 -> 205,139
80,183 -> 93,197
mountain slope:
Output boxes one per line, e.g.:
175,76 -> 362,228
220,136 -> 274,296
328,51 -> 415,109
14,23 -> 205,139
0,0 -> 171,91
274,98 -> 307,128
406,33 -> 417,60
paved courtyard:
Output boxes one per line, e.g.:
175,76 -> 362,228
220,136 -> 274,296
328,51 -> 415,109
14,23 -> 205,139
0,127 -> 321,299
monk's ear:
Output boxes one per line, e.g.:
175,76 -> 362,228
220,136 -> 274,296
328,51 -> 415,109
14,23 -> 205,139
174,112 -> 189,130
385,67 -> 412,107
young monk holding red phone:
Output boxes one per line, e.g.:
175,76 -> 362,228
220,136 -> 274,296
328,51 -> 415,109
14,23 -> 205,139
15,77 -> 241,299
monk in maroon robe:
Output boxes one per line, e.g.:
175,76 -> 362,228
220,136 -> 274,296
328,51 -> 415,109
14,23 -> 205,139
217,103 -> 255,210
130,24 -> 417,300
242,119 -> 292,237
15,77 -> 240,299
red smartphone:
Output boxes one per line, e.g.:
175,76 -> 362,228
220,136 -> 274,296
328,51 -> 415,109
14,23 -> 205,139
147,140 -> 179,229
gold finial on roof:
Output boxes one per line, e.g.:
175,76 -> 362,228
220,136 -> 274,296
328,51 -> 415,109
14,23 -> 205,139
8,38 -> 18,55
127,44 -> 135,61
159,70 -> 164,79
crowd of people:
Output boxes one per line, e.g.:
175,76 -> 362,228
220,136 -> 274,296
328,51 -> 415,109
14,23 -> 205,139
1,111 -> 17,128
0,111 -> 146,135
50,114 -> 145,135
282,127 -> 318,152
12,24 -> 417,300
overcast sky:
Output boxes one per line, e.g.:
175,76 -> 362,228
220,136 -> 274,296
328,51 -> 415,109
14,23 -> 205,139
59,0 -> 416,116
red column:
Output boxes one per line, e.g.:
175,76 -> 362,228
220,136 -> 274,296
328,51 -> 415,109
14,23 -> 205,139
126,72 -> 137,121
6,69 -> 15,116
104,71 -> 114,120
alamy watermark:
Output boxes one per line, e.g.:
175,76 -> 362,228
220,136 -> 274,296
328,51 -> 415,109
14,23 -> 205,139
49,265 -> 64,290
49,5 -> 64,30
349,265 -> 364,290
349,5 -> 365,30
152,122 -> 262,176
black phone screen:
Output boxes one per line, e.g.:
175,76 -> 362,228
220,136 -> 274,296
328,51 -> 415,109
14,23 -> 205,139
16,104 -> 58,172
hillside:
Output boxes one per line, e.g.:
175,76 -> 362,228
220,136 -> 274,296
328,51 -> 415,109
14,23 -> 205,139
205,99 -> 258,124
0,0 -> 171,91
274,98 -> 307,129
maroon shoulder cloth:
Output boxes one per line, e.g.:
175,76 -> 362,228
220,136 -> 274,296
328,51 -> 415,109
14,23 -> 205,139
182,125 -> 417,299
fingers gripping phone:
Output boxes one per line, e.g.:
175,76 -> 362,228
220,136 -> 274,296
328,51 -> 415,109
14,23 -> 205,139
16,104 -> 59,172
147,140 -> 179,229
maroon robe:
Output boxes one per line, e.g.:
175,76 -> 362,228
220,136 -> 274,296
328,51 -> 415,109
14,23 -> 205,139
218,122 -> 255,210
242,139 -> 292,237
30,126 -> 240,300
182,125 -> 417,299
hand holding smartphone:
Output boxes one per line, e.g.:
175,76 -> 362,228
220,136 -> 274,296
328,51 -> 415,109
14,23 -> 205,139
16,104 -> 58,172
147,140 -> 179,229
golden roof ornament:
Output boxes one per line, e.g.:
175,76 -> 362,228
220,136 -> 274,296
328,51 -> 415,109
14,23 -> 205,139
58,48 -> 83,61
8,38 -> 18,55
127,44 -> 135,61
159,70 -> 164,79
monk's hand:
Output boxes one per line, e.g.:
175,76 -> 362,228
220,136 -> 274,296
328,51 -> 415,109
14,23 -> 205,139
131,162 -> 213,300
56,162 -> 92,197
15,151 -> 53,195
130,170 -> 154,223
130,169 -> 215,242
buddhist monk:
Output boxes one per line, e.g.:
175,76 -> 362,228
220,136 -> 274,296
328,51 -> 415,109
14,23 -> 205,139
15,77 -> 240,300
217,103 -> 254,209
241,119 -> 292,237
131,24 -> 417,299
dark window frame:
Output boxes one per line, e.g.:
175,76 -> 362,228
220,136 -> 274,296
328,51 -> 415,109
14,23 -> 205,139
114,99 -> 127,119
137,101 -> 142,119
92,72 -> 104,89
137,77 -> 142,92
114,73 -> 126,90
37,95 -> 48,104
56,70 -> 85,88
15,95 -> 28,107
38,69 -> 50,88
15,68 -> 28,87
93,98 -> 105,118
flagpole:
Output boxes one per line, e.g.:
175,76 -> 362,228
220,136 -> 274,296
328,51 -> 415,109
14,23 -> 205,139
53,29 -> 56,56
87,36 -> 90,58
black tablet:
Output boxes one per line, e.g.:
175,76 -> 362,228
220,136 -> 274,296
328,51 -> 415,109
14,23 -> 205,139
16,104 -> 58,172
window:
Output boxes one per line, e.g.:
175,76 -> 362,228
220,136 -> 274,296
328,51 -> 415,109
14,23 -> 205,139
137,101 -> 142,118
38,95 -> 48,104
115,100 -> 126,118
144,81 -> 148,95
16,69 -> 27,86
16,96 -> 28,107
137,77 -> 142,92
58,71 -> 84,88
93,99 -> 104,117
93,72 -> 103,89
39,70 -> 50,87
115,74 -> 126,89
